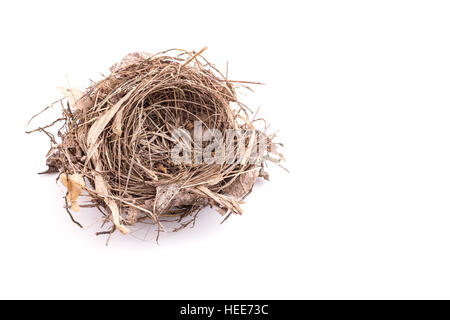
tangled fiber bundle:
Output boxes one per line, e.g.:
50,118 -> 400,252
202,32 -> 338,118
28,48 -> 283,238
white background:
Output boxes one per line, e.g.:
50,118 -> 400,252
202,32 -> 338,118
1,0 -> 450,299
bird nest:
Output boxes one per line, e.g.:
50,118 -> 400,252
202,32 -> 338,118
28,48 -> 284,239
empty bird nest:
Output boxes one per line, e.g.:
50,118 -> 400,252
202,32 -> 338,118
27,48 -> 284,239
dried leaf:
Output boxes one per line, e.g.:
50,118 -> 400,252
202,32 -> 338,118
110,52 -> 153,72
156,163 -> 167,174
216,207 -> 228,215
93,158 -> 129,234
154,184 -> 179,213
224,167 -> 259,199
57,87 -> 91,110
259,169 -> 270,181
86,89 -> 135,155
112,108 -> 124,136
60,173 -> 85,212
143,188 -> 203,215
193,185 -> 243,215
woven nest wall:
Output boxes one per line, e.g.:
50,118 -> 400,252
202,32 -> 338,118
28,48 -> 284,238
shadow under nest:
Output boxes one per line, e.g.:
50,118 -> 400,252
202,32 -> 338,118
28,48 -> 284,239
